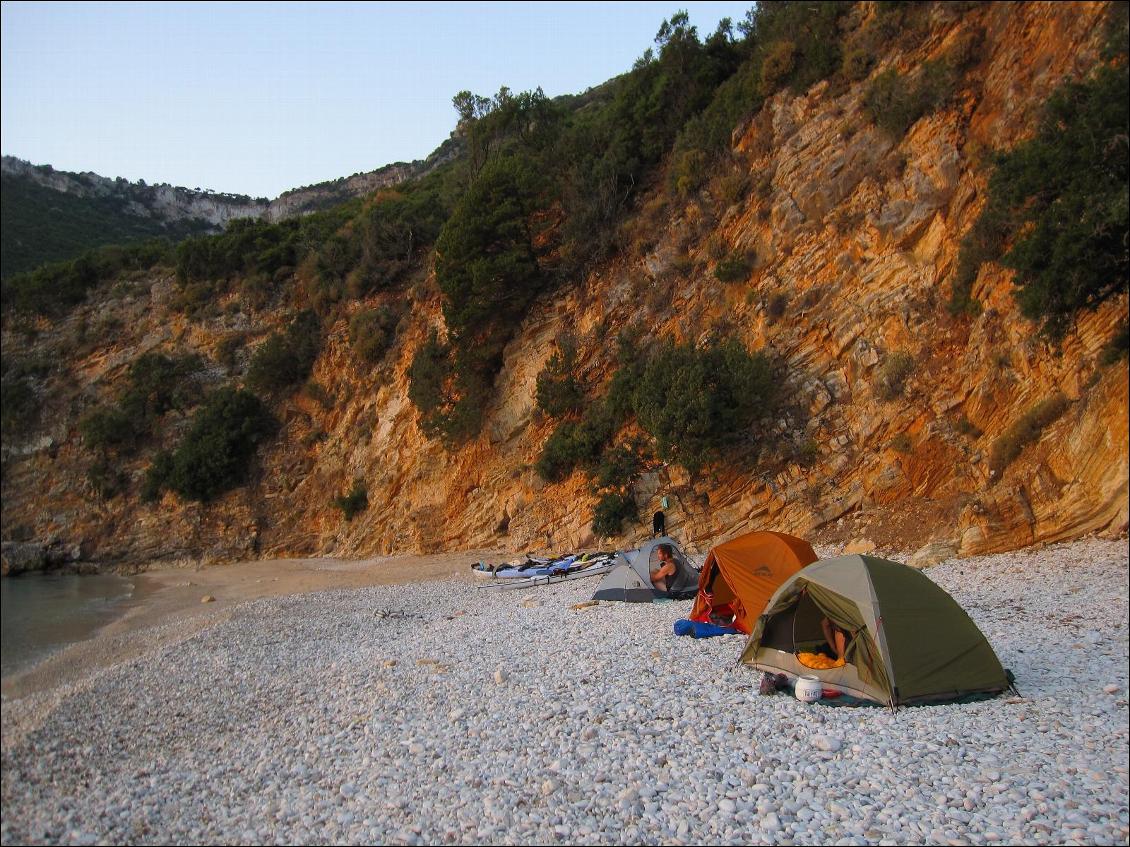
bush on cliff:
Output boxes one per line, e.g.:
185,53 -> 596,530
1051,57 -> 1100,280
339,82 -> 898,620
1,238 -> 172,317
949,50 -> 1127,333
591,492 -> 638,538
334,479 -> 369,521
146,388 -> 277,503
535,335 -> 583,418
989,394 -> 1071,478
634,339 -> 777,474
246,310 -> 322,396
349,306 -> 400,366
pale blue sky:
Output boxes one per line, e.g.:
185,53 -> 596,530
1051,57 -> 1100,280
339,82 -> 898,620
1,1 -> 755,199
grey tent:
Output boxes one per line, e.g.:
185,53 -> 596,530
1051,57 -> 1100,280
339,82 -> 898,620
593,537 -> 699,602
739,554 -> 1012,706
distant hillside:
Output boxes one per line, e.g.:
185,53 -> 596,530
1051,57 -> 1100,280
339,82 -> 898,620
0,158 -> 268,278
0,143 -> 463,278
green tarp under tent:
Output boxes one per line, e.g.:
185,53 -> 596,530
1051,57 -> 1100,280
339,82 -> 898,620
739,554 -> 1013,707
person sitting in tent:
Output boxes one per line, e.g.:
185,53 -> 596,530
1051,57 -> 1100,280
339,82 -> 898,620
821,617 -> 849,661
650,543 -> 678,592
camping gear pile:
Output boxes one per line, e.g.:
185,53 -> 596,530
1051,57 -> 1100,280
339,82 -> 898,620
479,529 -> 1014,709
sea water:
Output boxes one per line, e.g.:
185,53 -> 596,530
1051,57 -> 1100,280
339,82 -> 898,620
1,572 -> 135,678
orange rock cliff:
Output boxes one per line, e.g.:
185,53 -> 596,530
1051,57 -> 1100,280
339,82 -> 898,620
2,1 -> 1126,571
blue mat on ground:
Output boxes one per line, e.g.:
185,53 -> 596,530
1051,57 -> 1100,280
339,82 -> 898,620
673,619 -> 742,638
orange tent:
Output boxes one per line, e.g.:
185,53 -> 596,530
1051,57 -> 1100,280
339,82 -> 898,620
689,531 -> 817,634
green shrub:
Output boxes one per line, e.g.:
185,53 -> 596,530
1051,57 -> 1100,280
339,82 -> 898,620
592,492 -> 638,538
246,311 -> 322,396
841,47 -> 873,83
594,440 -> 646,491
633,339 -> 777,473
955,416 -> 983,438
79,406 -> 139,454
141,451 -> 173,503
996,66 -> 1128,337
535,406 -> 615,482
605,332 -> 649,425
768,291 -> 790,320
862,61 -> 955,138
1,239 -> 172,317
349,307 -> 399,365
889,433 -> 912,453
0,377 -> 39,438
215,334 -> 246,371
86,460 -> 128,500
989,394 -> 1071,478
874,351 -> 914,401
670,149 -> 710,196
149,388 -> 278,503
1100,324 -> 1129,367
714,251 -> 753,283
535,337 -> 583,418
334,479 -> 369,521
407,331 -> 450,418
949,65 -> 1128,333
717,171 -> 751,207
175,212 -> 347,287
794,439 -> 820,466
435,156 -> 544,335
120,353 -> 202,423
671,253 -> 695,277
760,40 -> 797,95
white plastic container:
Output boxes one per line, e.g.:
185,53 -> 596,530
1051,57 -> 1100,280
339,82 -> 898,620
794,675 -> 823,703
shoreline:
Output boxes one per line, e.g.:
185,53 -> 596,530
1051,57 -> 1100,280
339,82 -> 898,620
0,548 -> 503,701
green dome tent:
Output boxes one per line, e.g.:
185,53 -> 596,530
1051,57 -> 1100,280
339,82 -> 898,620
739,554 -> 1012,707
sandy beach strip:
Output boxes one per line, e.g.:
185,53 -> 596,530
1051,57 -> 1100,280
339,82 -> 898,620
1,538 -> 1127,845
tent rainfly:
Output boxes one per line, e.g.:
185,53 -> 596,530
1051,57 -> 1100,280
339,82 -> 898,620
689,530 -> 817,634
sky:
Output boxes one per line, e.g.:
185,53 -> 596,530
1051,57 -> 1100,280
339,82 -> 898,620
1,1 -> 755,199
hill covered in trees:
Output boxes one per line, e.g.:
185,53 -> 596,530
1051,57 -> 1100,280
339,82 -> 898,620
1,1 -> 1126,570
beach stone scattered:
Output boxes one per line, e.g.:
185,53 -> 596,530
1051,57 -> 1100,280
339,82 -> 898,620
842,538 -> 876,555
908,541 -> 957,569
0,537 -> 1126,846
200,595 -> 215,604
811,735 -> 842,753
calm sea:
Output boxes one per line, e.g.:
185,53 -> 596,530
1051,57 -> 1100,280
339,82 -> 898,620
1,572 -> 135,678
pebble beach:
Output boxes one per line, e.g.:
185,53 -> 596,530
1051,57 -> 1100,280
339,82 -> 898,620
1,537 -> 1127,846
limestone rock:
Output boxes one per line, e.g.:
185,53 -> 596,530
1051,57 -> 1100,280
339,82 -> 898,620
908,541 -> 957,569
1,542 -> 47,576
843,538 -> 876,555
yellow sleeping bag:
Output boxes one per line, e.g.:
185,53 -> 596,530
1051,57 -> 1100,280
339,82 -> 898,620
797,651 -> 845,670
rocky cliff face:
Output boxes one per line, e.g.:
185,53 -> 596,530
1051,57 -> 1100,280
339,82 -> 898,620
1,156 -> 267,227
1,2 -> 1126,572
